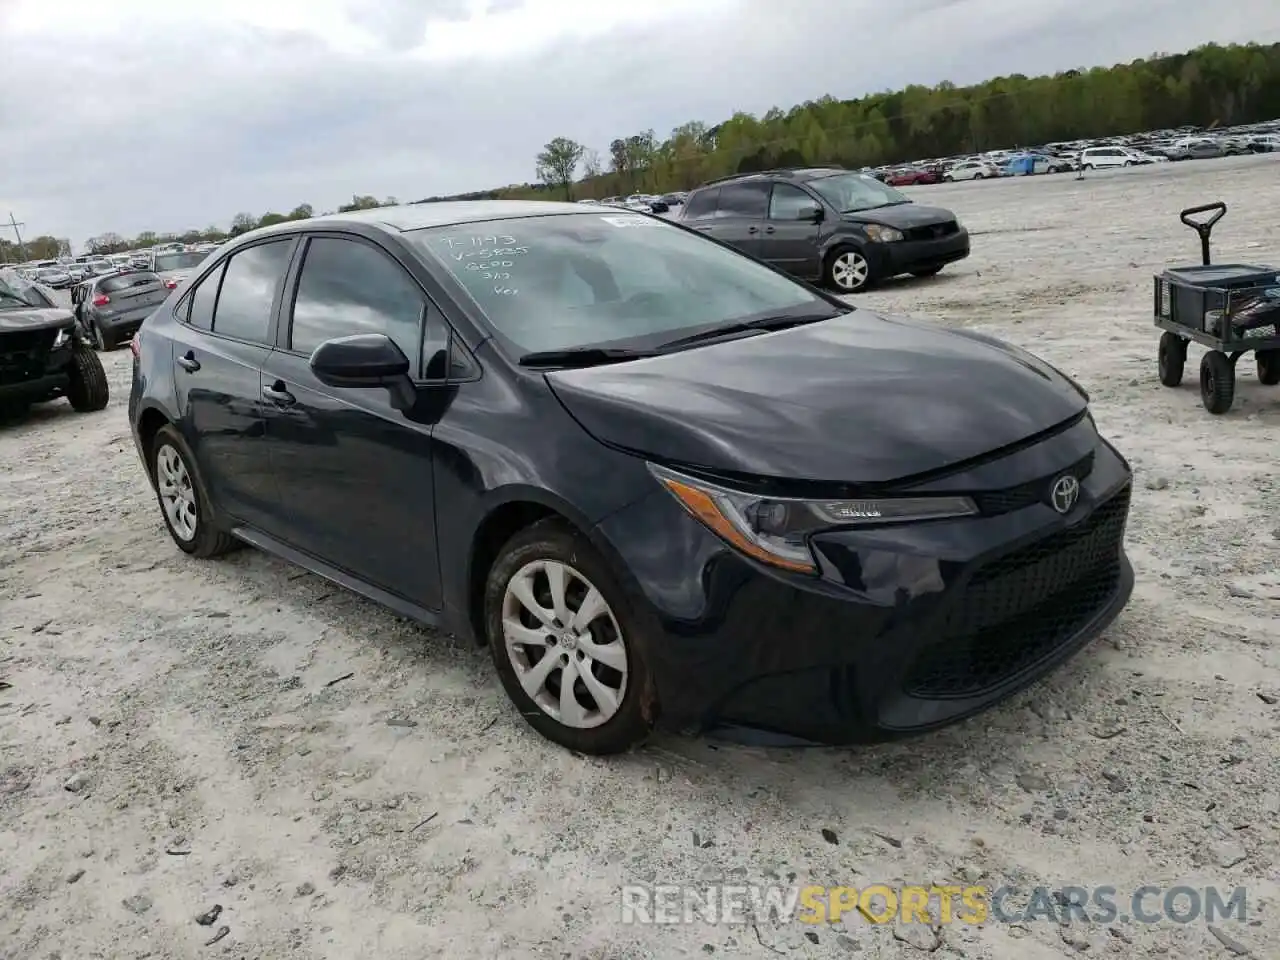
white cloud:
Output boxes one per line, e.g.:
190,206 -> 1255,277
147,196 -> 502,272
2,0 -> 1278,246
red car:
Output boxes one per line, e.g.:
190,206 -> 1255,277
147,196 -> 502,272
884,167 -> 940,186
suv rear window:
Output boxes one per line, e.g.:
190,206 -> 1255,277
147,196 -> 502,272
100,272 -> 160,293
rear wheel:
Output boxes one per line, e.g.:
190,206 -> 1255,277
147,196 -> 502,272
65,344 -> 109,412
484,520 -> 654,754
972,173 -> 984,180
150,424 -> 239,557
1257,349 -> 1280,386
825,247 -> 872,293
1158,332 -> 1186,386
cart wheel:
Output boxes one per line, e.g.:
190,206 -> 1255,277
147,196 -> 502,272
1257,349 -> 1280,386
1158,332 -> 1186,386
1199,351 -> 1235,414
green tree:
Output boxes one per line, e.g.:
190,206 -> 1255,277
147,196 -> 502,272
535,136 -> 586,200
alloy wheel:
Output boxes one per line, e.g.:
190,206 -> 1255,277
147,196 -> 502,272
155,443 -> 198,541
501,559 -> 628,729
831,251 -> 870,292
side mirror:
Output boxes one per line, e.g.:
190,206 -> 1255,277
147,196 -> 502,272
310,333 -> 416,409
798,203 -> 824,222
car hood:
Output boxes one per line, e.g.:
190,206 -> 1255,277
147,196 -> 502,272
843,203 -> 956,229
0,307 -> 76,332
545,311 -> 1087,485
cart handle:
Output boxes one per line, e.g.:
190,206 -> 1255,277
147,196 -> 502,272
1180,202 -> 1226,266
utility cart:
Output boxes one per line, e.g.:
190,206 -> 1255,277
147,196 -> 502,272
1154,202 -> 1280,414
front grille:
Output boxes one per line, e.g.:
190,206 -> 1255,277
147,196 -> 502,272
0,329 -> 56,387
904,221 -> 959,242
903,486 -> 1130,699
972,452 -> 1095,515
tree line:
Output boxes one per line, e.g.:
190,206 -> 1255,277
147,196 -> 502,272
4,40 -> 1276,260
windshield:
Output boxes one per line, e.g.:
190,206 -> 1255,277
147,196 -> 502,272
409,212 -> 830,354
807,173 -> 910,212
154,251 -> 207,272
0,268 -> 54,308
36,268 -> 64,279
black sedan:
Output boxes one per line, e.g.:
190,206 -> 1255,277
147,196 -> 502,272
128,201 -> 1133,753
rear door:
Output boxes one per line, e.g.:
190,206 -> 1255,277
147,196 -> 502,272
259,233 -> 444,609
757,182 -> 823,278
705,181 -> 768,257
170,238 -> 297,532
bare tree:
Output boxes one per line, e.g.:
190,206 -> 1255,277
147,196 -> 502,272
582,148 -> 603,180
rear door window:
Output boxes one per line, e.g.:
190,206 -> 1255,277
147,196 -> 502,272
210,241 -> 294,343
186,263 -> 225,330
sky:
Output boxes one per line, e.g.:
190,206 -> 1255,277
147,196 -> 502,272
3,0 -> 1278,247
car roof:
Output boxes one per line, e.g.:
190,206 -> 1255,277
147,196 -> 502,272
236,200 -> 593,244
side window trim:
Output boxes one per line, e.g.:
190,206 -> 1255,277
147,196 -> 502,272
280,231 -> 474,384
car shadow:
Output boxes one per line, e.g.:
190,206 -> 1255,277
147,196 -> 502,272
0,401 -> 79,432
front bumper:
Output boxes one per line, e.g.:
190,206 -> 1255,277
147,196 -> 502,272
0,333 -> 75,402
595,426 -> 1133,745
869,227 -> 970,278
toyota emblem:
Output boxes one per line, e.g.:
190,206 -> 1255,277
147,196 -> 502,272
1050,474 -> 1080,515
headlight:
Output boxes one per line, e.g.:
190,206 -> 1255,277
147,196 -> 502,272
648,464 -> 977,575
52,327 -> 71,348
863,224 -> 904,242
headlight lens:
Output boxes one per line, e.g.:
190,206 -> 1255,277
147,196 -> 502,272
648,464 -> 977,575
863,224 -> 904,242
52,327 -> 70,348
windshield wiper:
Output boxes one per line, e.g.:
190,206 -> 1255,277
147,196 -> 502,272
518,346 -> 659,369
656,312 -> 840,351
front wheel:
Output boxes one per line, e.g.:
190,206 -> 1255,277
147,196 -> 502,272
1158,332 -> 1186,386
972,173 -> 984,180
65,344 -> 109,412
485,520 -> 654,754
825,247 -> 872,293
1199,351 -> 1235,414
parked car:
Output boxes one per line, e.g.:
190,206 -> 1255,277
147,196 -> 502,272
71,270 -> 170,350
679,168 -> 969,293
126,202 -> 1132,755
149,249 -> 211,289
883,167 -> 939,186
0,267 -> 110,418
34,266 -> 74,289
1078,146 -> 1144,169
943,160 -> 1001,181
1168,137 -> 1226,161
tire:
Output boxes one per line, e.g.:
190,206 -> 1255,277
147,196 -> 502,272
911,266 -> 944,279
1199,351 -> 1234,414
149,424 -> 240,558
1123,161 -> 1133,167
972,173 -> 984,180
65,344 -> 110,412
1257,349 -> 1280,386
825,246 -> 872,293
484,519 -> 654,754
1158,332 -> 1186,387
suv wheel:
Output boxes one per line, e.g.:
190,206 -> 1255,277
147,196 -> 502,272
484,520 -> 654,754
150,424 -> 240,557
65,344 -> 110,412
826,247 -> 872,293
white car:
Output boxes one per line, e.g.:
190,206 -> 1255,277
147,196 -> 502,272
1078,146 -> 1149,169
943,160 -> 1001,181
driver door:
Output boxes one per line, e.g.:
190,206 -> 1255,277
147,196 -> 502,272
757,183 -> 823,278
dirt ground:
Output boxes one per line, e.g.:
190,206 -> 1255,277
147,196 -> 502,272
2,154 -> 1279,960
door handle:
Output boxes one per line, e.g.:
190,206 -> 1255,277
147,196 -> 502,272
262,383 -> 296,405
692,225 -> 712,232
764,226 -> 776,234
176,351 -> 200,373
747,226 -> 759,234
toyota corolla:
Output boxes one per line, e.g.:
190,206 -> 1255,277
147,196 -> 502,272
128,201 -> 1133,754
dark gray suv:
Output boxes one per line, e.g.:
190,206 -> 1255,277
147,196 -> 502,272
679,168 -> 970,293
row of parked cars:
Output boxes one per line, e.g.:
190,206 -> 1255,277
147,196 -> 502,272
871,123 -> 1280,186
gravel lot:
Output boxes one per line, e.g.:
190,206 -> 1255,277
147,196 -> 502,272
2,154 -> 1279,960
